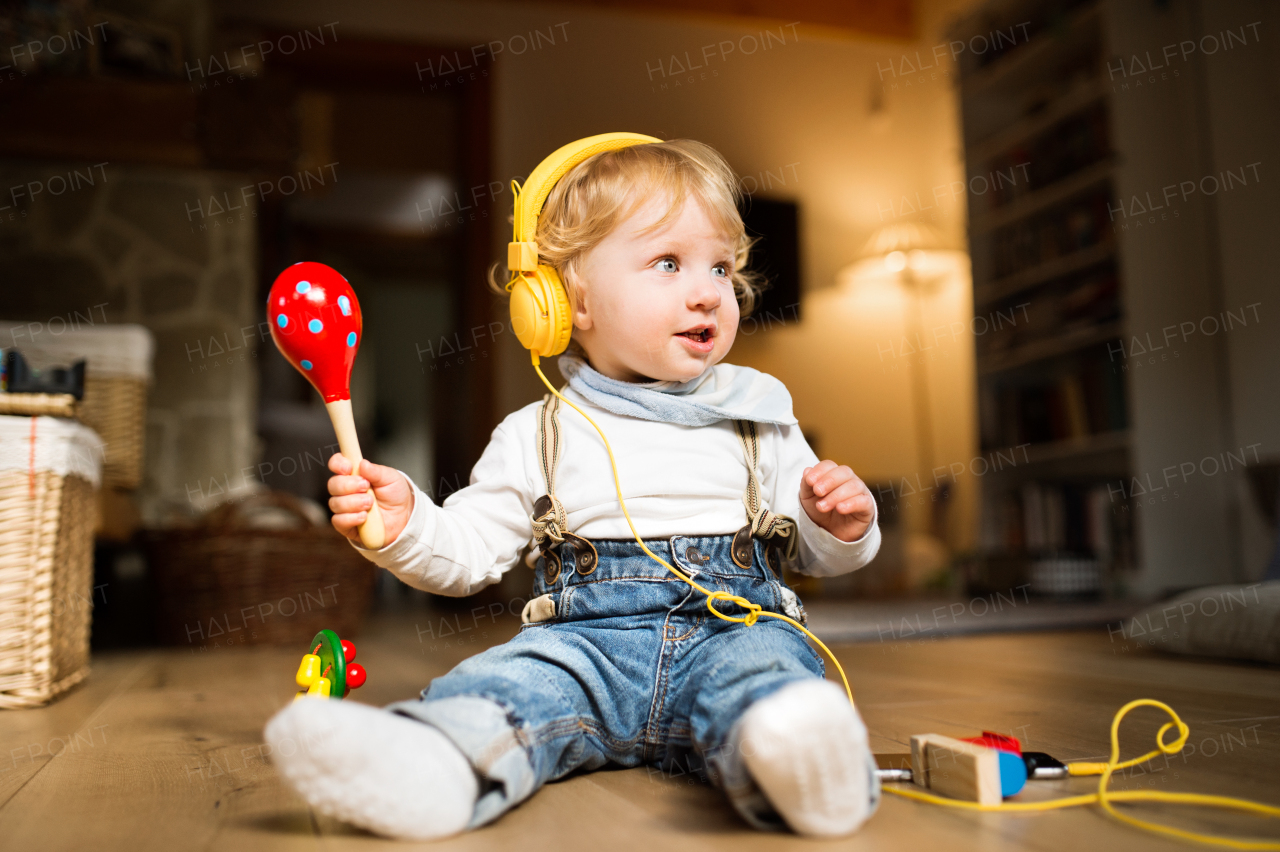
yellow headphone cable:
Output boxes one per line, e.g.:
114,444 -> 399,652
509,131 -> 1278,849
528,351 -> 854,704
530,352 -> 1280,850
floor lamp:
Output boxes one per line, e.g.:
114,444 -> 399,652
851,223 -> 965,491
840,223 -> 968,587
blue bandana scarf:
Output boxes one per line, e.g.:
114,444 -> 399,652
556,346 -> 798,427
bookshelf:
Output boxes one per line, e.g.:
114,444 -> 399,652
950,0 -> 1134,599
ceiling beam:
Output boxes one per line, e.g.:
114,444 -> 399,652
499,0 -> 915,40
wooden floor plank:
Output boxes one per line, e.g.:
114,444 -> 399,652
0,645 -> 318,851
0,653 -> 154,808
0,612 -> 1275,851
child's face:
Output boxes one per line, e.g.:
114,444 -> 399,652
571,192 -> 739,383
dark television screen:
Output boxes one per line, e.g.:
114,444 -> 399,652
739,196 -> 801,327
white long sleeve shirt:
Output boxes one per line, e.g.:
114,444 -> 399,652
351,382 -> 880,597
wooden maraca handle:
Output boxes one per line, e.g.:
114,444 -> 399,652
325,399 -> 386,550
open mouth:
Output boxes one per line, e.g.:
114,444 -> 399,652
676,326 -> 714,344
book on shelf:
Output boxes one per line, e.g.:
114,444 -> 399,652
977,266 -> 1119,360
963,0 -> 1100,77
979,346 -> 1127,450
981,480 -> 1119,562
978,102 -> 1111,214
989,191 -> 1116,281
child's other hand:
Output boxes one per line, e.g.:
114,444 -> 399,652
327,454 -> 413,547
800,461 -> 875,543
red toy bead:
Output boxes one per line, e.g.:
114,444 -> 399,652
345,663 -> 367,689
341,639 -> 357,663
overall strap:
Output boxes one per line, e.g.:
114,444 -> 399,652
529,399 -> 797,569
732,420 -> 798,564
531,391 -> 569,548
528,390 -> 598,583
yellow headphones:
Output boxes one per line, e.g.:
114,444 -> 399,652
506,132 -> 663,360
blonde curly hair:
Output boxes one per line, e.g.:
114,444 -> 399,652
487,138 -> 767,323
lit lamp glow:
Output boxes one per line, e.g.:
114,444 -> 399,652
838,222 -> 969,589
837,222 -> 968,493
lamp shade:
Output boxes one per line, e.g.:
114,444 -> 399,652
840,222 -> 968,295
858,221 -> 945,259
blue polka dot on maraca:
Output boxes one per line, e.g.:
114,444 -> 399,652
346,332 -> 356,347
301,360 -> 313,370
296,281 -> 311,294
276,314 -> 288,328
308,319 -> 323,333
338,295 -> 351,316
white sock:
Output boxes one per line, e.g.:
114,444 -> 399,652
735,679 -> 879,836
263,698 -> 479,840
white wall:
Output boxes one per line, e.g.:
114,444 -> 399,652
1200,0 -> 1280,579
1104,0 -> 1280,591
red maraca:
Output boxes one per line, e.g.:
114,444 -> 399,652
267,262 -> 385,549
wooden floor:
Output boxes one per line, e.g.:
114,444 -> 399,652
2,608 -> 1278,851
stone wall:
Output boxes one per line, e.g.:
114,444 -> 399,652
0,159 -> 259,525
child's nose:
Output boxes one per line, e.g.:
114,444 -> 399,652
687,272 -> 722,309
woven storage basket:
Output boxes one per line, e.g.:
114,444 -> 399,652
0,393 -> 77,418
0,414 -> 102,709
78,374 -> 147,488
1,324 -> 153,489
145,490 -> 376,647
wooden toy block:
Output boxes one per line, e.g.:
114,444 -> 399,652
910,733 -> 1003,806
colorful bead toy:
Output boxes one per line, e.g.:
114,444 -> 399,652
293,629 -> 368,701
267,262 -> 385,549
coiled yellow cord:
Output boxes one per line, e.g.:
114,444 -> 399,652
531,354 -> 855,707
883,698 -> 1280,849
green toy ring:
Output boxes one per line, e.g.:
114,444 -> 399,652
309,628 -> 348,699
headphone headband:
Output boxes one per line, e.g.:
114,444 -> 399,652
509,132 -> 662,273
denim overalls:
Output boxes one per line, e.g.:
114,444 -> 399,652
386,393 -> 861,831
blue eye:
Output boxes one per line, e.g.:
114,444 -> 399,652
656,258 -> 677,273
713,265 -> 730,278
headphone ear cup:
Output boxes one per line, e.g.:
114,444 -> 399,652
535,265 -> 573,357
508,266 -> 573,357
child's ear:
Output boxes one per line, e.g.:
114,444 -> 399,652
571,285 -> 593,331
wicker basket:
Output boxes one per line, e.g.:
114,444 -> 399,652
0,415 -> 102,709
144,490 -> 377,647
1,324 -> 152,489
77,375 -> 147,489
0,393 -> 77,418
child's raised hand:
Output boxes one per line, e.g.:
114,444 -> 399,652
800,460 -> 875,543
327,454 -> 413,547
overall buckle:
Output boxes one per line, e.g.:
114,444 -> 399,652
536,532 -> 598,585
562,532 -> 598,575
731,524 -> 754,569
